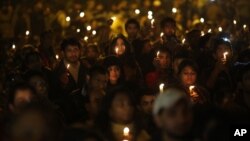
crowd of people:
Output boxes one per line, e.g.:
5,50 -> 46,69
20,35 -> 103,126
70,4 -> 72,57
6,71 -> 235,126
0,0 -> 250,141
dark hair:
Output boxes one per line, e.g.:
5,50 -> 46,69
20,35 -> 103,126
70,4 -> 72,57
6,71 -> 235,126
89,66 -> 106,79
212,38 -> 232,54
173,49 -> 192,60
8,82 -> 36,105
24,51 -> 41,65
160,17 -> 176,29
125,18 -> 140,30
109,34 -> 132,56
178,59 -> 199,75
61,37 -> 81,51
103,55 -> 122,70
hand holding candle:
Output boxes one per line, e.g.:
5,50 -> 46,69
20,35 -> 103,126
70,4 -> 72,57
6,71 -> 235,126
222,52 -> 228,64
123,127 -> 130,141
189,85 -> 199,99
66,64 -> 70,76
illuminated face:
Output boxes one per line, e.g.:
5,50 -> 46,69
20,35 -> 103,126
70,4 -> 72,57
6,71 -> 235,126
64,45 -> 80,63
108,65 -> 121,84
180,66 -> 197,86
215,44 -> 231,61
114,38 -> 126,55
109,93 -> 134,124
126,24 -> 139,39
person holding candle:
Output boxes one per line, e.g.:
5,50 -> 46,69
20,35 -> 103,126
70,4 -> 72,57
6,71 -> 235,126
202,37 -> 234,96
177,59 -> 210,104
145,47 -> 175,90
95,86 -> 150,141
109,34 -> 133,61
153,17 -> 181,55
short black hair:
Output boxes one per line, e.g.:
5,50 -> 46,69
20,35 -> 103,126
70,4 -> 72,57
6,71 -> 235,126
8,82 -> 36,105
178,59 -> 199,75
160,17 -> 176,29
89,66 -> 106,78
125,18 -> 140,30
60,37 -> 81,51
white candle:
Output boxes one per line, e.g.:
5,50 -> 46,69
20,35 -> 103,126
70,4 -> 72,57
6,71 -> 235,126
172,7 -> 177,13
159,83 -> 165,93
151,19 -> 155,28
200,17 -> 204,23
92,30 -> 97,35
123,127 -> 129,137
86,25 -> 92,31
76,28 -> 81,33
223,52 -> 228,60
66,16 -> 71,22
156,51 -> 160,58
25,30 -> 30,36
79,12 -> 85,18
233,20 -> 237,25
56,54 -> 59,60
135,9 -> 140,15
115,47 -> 119,55
218,27 -> 222,32
12,44 -> 16,50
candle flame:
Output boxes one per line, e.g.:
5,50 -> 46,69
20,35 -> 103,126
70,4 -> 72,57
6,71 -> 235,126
135,9 -> 140,14
79,12 -> 85,18
56,54 -> 59,60
12,44 -> 16,49
123,127 -> 129,136
67,64 -> 70,69
223,52 -> 228,60
160,32 -> 164,37
159,83 -> 165,93
172,7 -> 177,13
25,30 -> 30,36
66,16 -> 70,22
189,85 -> 195,92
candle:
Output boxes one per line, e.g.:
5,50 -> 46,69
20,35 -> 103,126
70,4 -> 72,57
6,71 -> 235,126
86,25 -> 92,31
25,30 -> 30,36
56,54 -> 59,60
208,28 -> 212,33
223,52 -> 228,61
156,51 -> 160,58
172,7 -> 177,13
66,16 -> 71,22
12,44 -> 16,50
135,9 -> 140,15
147,14 -> 153,20
115,47 -> 119,55
200,17 -> 204,23
201,31 -> 205,36
218,27 -> 222,32
243,24 -> 247,30
160,32 -> 164,38
123,127 -> 130,141
233,20 -> 237,25
76,28 -> 81,33
92,30 -> 97,35
182,38 -> 186,44
84,36 -> 88,41
79,12 -> 85,18
189,85 -> 199,100
66,64 -> 70,76
151,19 -> 155,28
159,83 -> 164,93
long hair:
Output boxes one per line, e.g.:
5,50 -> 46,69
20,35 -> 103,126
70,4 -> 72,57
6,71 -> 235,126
95,86 -> 142,141
109,34 -> 133,57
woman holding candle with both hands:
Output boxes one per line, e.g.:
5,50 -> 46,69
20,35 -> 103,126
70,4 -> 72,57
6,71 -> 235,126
177,59 -> 210,104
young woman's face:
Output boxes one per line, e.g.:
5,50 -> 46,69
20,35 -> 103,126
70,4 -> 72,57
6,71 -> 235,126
215,44 -> 231,61
180,66 -> 197,86
114,38 -> 126,55
158,52 -> 171,69
109,93 -> 134,124
108,66 -> 120,83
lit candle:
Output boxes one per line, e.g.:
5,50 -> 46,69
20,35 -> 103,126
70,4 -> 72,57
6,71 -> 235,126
66,16 -> 71,22
160,32 -> 164,38
189,85 -> 199,100
56,54 -> 59,60
25,30 -> 30,36
243,24 -> 247,30
147,14 -> 153,20
66,64 -> 70,76
123,127 -> 130,141
79,12 -> 85,18
86,25 -> 92,31
159,83 -> 164,93
233,20 -> 237,25
135,9 -> 140,15
92,30 -> 97,35
84,36 -> 88,41
200,17 -> 204,23
151,19 -> 155,28
12,44 -> 16,50
201,31 -> 205,36
218,27 -> 222,32
115,47 -> 119,55
208,28 -> 212,33
223,52 -> 228,62
182,38 -> 186,44
156,51 -> 160,58
76,28 -> 80,33
172,7 -> 177,13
